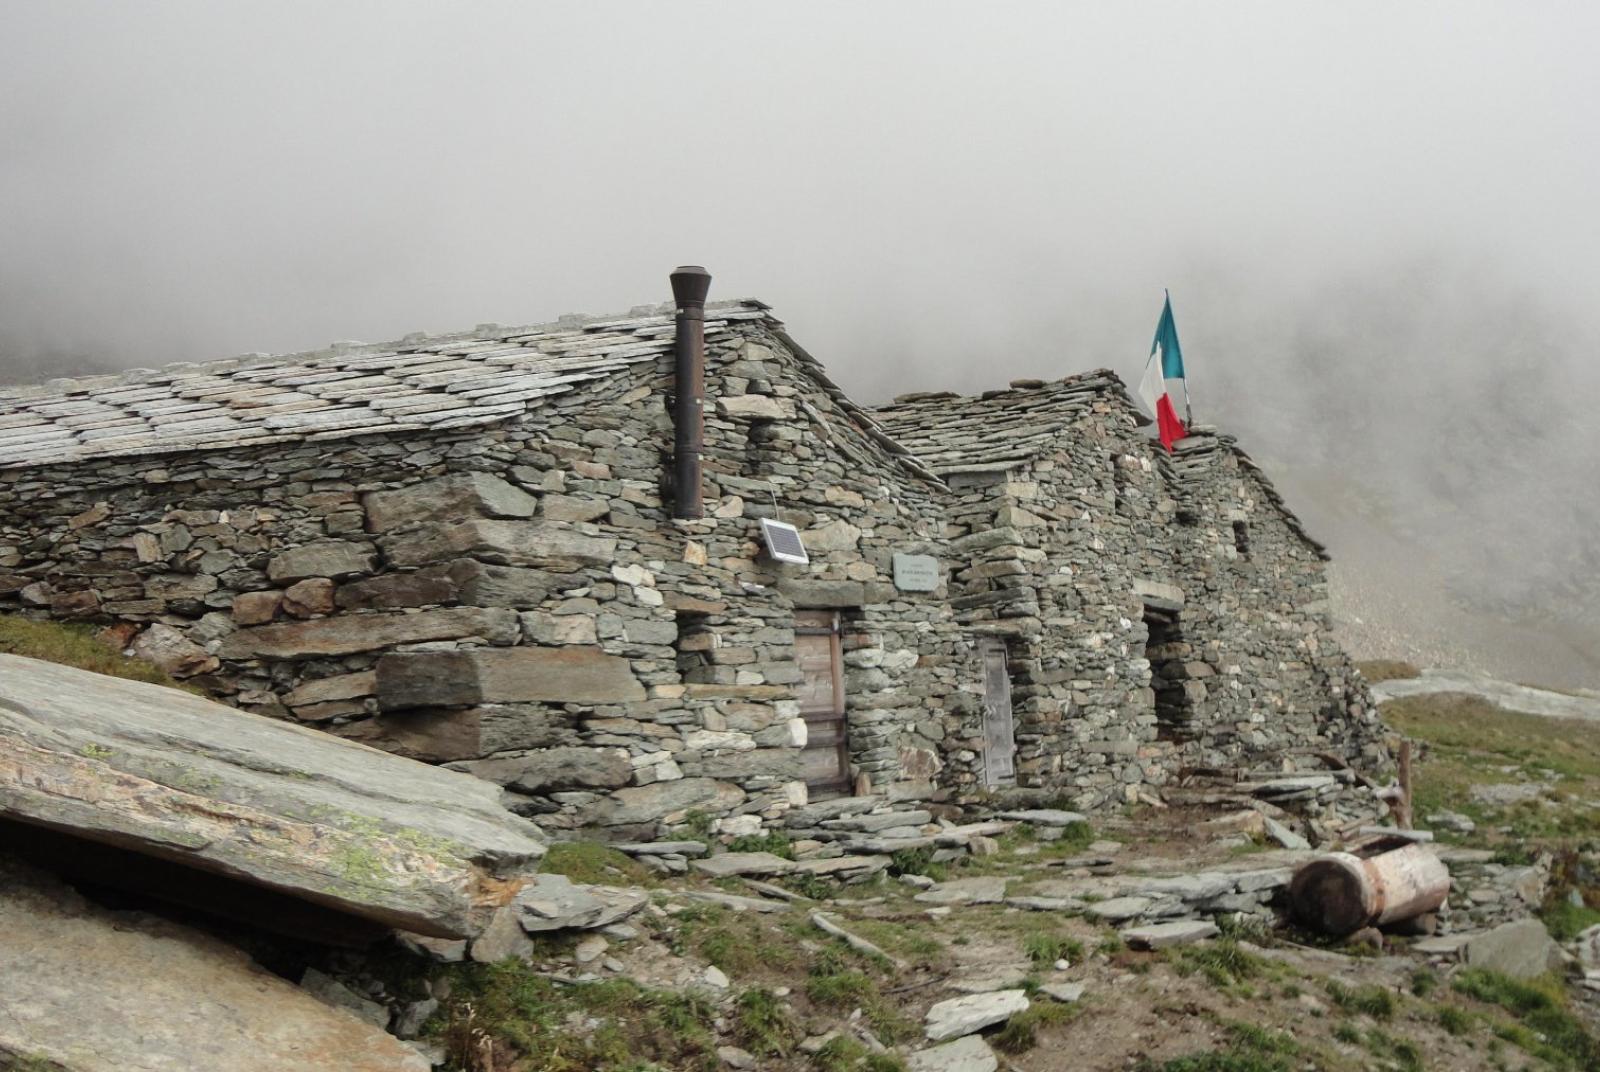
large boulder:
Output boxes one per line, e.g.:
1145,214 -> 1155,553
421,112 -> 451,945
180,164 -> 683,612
0,857 -> 430,1072
1462,918 -> 1564,979
0,653 -> 546,938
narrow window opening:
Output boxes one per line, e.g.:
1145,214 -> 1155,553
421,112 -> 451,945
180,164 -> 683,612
742,419 -> 778,477
674,611 -> 716,684
1143,605 -> 1195,742
1110,455 -> 1128,514
1232,521 -> 1251,558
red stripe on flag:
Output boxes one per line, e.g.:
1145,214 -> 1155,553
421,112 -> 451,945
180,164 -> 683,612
1155,395 -> 1187,453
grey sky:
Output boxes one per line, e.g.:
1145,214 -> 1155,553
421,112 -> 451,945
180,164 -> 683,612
3,2 -> 1599,678
2,2 -> 1595,394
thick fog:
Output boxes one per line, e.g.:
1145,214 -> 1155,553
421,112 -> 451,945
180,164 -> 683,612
2,2 -> 1597,682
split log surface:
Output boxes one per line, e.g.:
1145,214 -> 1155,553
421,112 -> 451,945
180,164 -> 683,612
1288,842 -> 1449,936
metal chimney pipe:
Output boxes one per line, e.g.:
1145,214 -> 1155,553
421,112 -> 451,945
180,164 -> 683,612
670,265 -> 712,520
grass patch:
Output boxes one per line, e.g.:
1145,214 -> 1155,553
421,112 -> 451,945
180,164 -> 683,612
1355,1028 -> 1423,1072
887,846 -> 946,882
811,1036 -> 906,1072
1540,895 -> 1600,942
1452,968 -> 1600,1070
726,831 -> 794,859
1171,939 -> 1270,990
657,903 -> 805,978
1022,930 -> 1085,968
1408,966 -> 1438,997
733,987 -> 797,1058
992,1000 -> 1076,1053
1325,979 -> 1396,1020
1134,1020 -> 1299,1071
845,918 -> 944,963
432,962 -> 717,1072
540,842 -> 657,886
782,871 -> 835,901
1384,693 -> 1600,808
0,616 -> 193,690
1356,659 -> 1420,684
1435,1003 -> 1474,1035
804,944 -> 912,1043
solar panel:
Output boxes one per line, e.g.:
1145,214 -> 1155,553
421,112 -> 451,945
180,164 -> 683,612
759,518 -> 809,564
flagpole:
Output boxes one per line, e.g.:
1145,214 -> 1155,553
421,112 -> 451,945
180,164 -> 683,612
1168,289 -> 1194,428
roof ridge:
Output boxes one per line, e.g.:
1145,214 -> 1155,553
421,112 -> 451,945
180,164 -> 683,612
0,298 -> 773,400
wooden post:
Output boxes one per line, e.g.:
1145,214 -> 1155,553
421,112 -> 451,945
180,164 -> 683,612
1397,740 -> 1414,830
1289,842 -> 1449,936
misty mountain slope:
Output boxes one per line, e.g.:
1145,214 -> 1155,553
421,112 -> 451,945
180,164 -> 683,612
1166,264 -> 1600,691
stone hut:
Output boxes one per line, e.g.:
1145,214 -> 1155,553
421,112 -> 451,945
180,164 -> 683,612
0,280 -> 1388,838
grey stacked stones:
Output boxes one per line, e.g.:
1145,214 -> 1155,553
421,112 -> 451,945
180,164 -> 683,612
875,380 -> 1389,810
0,295 -> 1388,834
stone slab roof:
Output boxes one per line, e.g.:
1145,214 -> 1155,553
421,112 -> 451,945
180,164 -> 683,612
871,370 -> 1145,475
0,300 -> 776,470
875,374 -> 1329,558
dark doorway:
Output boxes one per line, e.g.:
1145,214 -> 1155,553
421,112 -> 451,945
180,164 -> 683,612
1143,605 -> 1195,741
795,610 -> 850,796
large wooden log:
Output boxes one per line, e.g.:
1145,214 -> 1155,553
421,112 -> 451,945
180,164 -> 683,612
1288,841 -> 1449,936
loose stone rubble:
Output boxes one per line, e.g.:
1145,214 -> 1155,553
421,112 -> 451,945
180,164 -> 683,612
0,294 -> 1388,837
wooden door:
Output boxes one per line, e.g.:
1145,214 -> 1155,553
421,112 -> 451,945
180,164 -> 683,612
795,611 -> 850,795
980,639 -> 1016,786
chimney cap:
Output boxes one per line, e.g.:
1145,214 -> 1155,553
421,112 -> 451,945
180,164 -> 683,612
670,266 -> 712,305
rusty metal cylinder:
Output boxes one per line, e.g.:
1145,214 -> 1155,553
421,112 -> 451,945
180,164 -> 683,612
669,265 -> 711,520
1288,843 -> 1450,936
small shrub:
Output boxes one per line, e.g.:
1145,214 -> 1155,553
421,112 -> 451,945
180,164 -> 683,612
1325,979 -> 1396,1020
888,846 -> 945,881
734,988 -> 795,1057
1173,939 -> 1268,989
1332,1024 -> 1361,1045
1436,1004 -> 1474,1035
726,831 -> 795,859
1409,966 -> 1439,997
681,809 -> 715,842
1022,931 -> 1084,967
1359,1029 -> 1423,1072
783,871 -> 834,900
992,1001 -> 1074,1054
811,1036 -> 906,1072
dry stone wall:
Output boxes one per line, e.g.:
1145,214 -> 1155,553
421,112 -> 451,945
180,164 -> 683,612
881,386 -> 1387,812
0,312 -> 1387,830
0,320 -> 972,836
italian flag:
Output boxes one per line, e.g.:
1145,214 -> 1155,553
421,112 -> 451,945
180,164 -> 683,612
1139,292 -> 1190,452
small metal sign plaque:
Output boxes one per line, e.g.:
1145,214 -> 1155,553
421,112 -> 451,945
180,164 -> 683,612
892,553 -> 940,592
